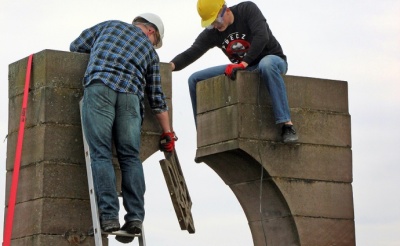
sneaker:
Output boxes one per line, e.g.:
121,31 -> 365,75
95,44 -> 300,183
101,219 -> 120,233
115,220 -> 142,243
281,124 -> 299,143
115,234 -> 134,244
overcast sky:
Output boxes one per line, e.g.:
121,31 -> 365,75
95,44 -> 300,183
1,0 -> 399,245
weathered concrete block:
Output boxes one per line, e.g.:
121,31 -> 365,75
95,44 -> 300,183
8,87 -> 83,133
139,133 -> 164,161
197,103 -> 351,147
8,49 -> 171,134
5,162 -> 88,204
197,105 -> 239,146
160,61 -> 172,99
294,216 -> 355,246
231,177 -> 353,235
240,141 -> 353,182
197,149 -> 263,185
196,73 -> 354,245
11,234 -> 105,246
231,179 -> 292,221
249,218 -> 300,246
141,98 -> 173,134
6,124 -> 85,170
283,75 -> 349,114
274,179 -> 354,219
9,198 -> 90,239
5,50 -> 174,245
8,50 -> 87,99
197,140 -> 352,183
197,72 -> 349,114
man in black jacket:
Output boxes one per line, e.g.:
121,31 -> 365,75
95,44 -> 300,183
170,0 -> 298,143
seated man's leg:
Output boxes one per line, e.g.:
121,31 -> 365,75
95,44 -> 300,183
258,55 -> 298,143
188,65 -> 226,126
258,55 -> 290,124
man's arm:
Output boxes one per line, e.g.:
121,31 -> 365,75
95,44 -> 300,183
155,111 -> 172,133
70,22 -> 104,53
170,30 -> 214,71
156,111 -> 177,152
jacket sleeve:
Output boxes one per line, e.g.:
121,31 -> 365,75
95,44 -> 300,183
170,30 -> 215,71
145,61 -> 169,114
241,2 -> 270,65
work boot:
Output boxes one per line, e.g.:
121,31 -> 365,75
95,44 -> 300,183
101,219 -> 120,232
281,124 -> 298,143
115,220 -> 142,244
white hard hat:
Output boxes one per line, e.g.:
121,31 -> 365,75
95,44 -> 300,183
134,13 -> 164,49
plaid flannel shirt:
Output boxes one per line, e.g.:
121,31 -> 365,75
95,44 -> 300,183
70,20 -> 168,118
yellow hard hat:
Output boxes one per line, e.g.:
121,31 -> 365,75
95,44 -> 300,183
197,0 -> 225,27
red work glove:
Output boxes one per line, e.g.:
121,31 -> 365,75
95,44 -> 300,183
159,132 -> 178,152
224,63 -> 245,80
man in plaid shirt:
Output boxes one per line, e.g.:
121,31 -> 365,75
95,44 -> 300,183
70,13 -> 176,242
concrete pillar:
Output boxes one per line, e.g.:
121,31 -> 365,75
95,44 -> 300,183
5,50 -> 171,245
195,71 -> 355,246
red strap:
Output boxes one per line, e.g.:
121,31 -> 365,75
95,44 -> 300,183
3,54 -> 33,246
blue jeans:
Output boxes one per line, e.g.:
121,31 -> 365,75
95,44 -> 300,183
188,55 -> 290,125
82,81 -> 145,223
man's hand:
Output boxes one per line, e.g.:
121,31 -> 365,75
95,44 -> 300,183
159,132 -> 178,152
170,62 -> 175,71
224,63 -> 246,80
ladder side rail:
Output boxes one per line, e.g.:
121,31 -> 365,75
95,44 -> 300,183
138,226 -> 146,246
80,99 -> 103,246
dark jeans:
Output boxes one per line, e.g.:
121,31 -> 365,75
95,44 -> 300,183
82,81 -> 145,223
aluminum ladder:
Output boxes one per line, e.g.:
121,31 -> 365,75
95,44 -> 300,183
80,99 -> 146,246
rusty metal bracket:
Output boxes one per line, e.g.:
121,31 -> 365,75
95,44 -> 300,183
160,150 -> 195,233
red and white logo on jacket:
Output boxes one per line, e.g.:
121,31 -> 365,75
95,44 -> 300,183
222,32 -> 250,63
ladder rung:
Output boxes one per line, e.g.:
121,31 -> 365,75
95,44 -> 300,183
103,230 -> 141,237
